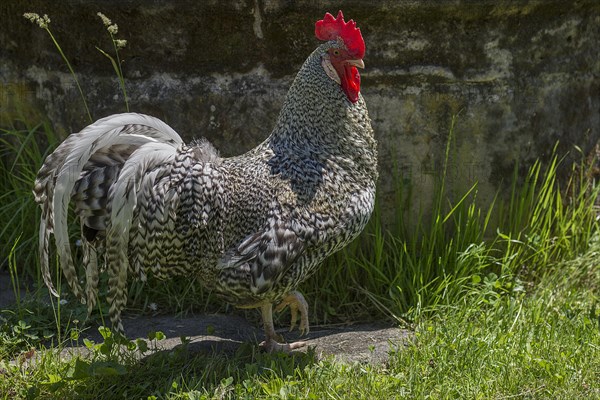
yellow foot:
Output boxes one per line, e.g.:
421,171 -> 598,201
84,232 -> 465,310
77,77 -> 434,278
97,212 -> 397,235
274,291 -> 309,335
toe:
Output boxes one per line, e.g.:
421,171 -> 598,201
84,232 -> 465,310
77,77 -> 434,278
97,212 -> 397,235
260,339 -> 307,353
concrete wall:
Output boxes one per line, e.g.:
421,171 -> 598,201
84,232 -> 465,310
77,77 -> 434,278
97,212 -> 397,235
2,0 -> 599,222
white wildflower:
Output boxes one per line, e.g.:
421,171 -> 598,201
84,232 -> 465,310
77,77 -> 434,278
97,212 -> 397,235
97,12 -> 112,27
114,39 -> 127,49
98,12 -> 119,35
23,12 -> 51,29
59,299 -> 69,305
148,303 -> 158,311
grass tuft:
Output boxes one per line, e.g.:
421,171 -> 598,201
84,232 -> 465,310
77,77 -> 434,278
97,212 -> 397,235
0,123 -> 60,279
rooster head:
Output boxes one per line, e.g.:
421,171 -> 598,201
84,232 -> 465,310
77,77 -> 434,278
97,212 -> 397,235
315,11 -> 365,103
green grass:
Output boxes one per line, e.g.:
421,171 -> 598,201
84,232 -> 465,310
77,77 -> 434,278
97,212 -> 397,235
0,122 -> 61,278
1,237 -> 598,399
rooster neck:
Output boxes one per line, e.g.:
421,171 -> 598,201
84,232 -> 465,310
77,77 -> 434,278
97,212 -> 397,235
268,46 -> 373,157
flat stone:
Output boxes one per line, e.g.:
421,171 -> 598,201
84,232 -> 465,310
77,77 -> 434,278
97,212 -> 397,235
63,314 -> 408,365
305,324 -> 408,364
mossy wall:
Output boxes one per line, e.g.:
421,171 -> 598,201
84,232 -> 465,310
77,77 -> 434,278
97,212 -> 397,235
1,0 -> 599,221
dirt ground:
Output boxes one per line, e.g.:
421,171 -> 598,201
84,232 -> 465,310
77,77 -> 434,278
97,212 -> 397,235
1,271 -> 409,364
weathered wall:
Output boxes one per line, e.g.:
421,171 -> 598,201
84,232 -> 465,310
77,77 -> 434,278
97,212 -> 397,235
1,0 -> 599,221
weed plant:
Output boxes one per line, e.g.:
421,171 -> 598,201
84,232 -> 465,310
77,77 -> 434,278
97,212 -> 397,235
0,123 -> 59,277
23,13 -> 92,122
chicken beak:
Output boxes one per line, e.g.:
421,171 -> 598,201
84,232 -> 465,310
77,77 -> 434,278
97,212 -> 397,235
346,59 -> 365,69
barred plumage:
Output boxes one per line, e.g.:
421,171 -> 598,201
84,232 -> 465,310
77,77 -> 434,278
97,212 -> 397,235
34,11 -> 377,351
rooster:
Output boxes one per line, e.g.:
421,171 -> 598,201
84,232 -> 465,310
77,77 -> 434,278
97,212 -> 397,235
34,11 -> 377,351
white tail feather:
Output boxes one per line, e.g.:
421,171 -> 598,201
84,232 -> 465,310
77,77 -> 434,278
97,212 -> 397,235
83,237 -> 99,315
105,141 -> 179,328
38,113 -> 183,305
38,217 -> 59,297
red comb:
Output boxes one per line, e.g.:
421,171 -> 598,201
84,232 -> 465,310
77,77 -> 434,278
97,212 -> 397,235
315,11 -> 365,59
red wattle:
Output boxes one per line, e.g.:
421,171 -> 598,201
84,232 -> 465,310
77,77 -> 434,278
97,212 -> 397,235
342,64 -> 361,103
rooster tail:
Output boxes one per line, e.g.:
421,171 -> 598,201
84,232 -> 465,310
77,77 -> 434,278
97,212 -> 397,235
34,113 -> 184,317
82,236 -> 99,315
105,140 -> 182,332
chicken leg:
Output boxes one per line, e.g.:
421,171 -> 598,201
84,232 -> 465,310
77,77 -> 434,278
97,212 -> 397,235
260,291 -> 309,352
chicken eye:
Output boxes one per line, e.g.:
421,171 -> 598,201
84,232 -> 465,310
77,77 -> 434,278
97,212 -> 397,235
332,49 -> 340,56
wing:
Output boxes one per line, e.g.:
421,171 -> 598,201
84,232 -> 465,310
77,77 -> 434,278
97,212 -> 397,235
130,140 -> 225,279
219,219 -> 306,296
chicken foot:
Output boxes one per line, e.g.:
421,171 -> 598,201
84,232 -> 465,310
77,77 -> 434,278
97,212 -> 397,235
260,291 -> 309,352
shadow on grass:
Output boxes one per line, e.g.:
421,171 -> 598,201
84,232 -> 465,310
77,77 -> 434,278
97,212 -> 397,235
42,335 -> 320,399
39,315 -> 404,398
